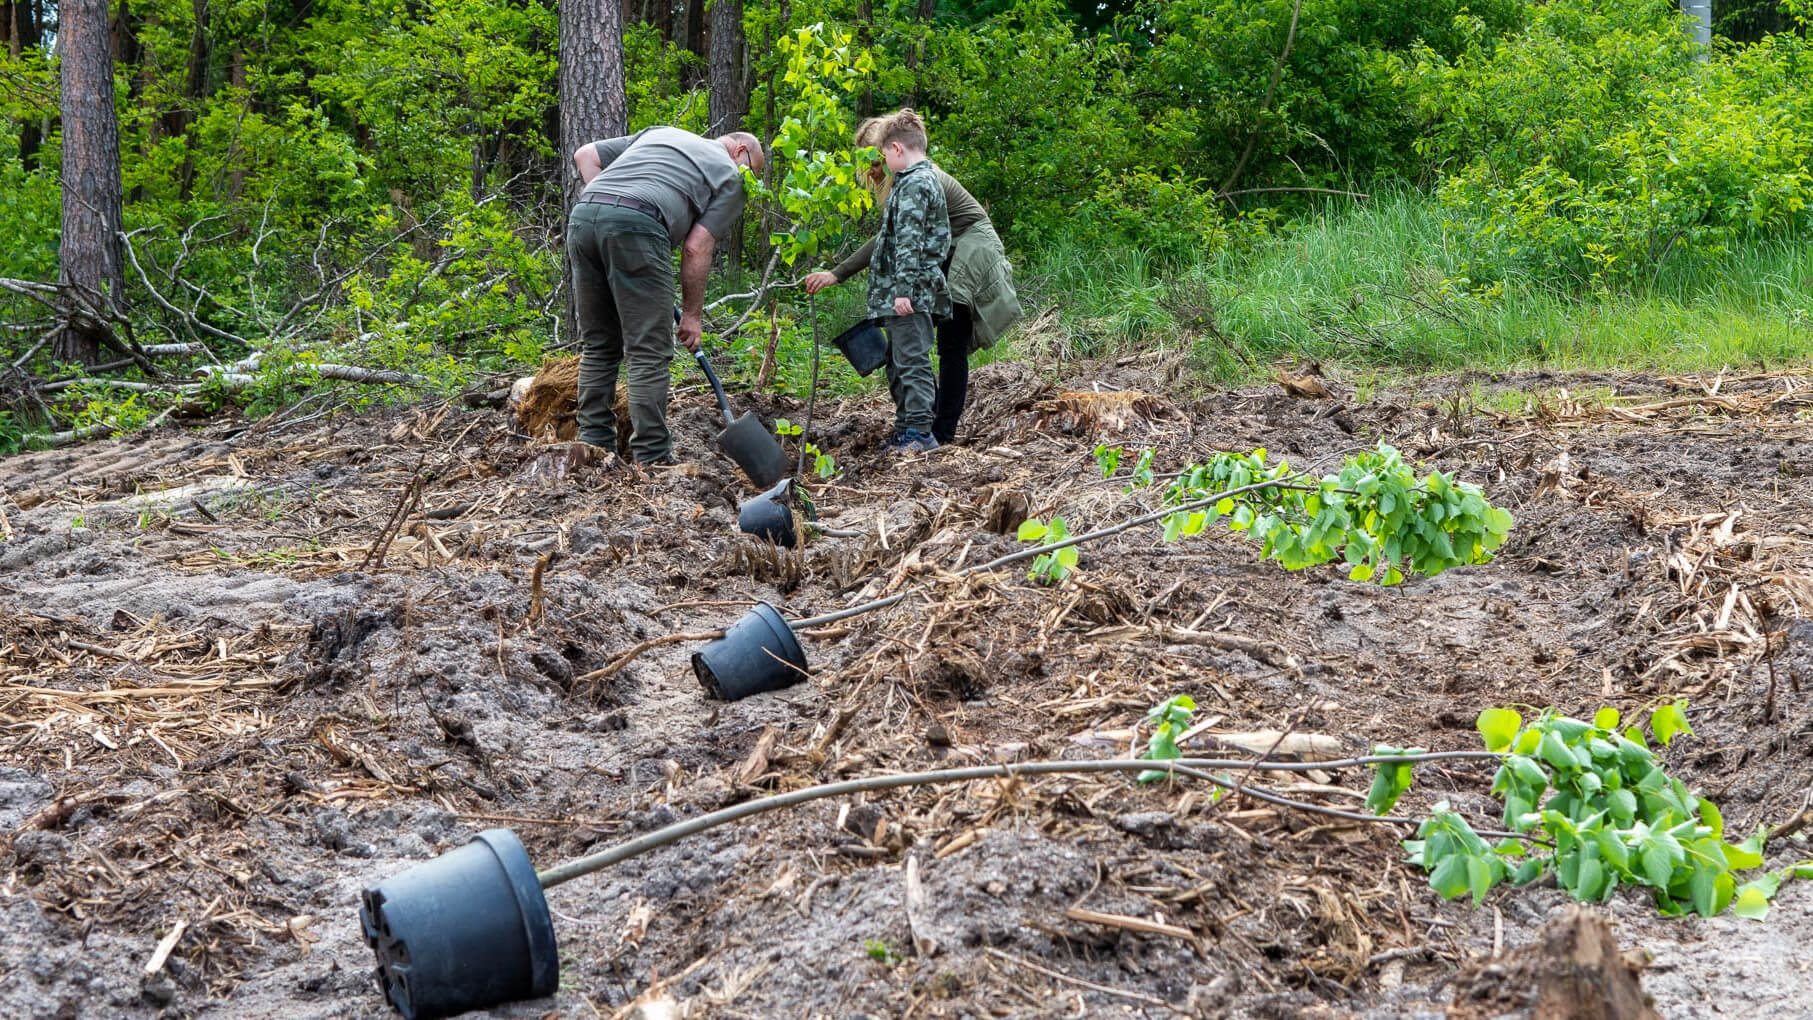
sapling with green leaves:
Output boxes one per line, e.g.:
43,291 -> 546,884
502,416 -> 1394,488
775,418 -> 838,479
1074,442 -> 1515,585
1375,701 -> 1811,919
1138,694 -> 1197,782
748,26 -> 879,269
1014,516 -> 1077,584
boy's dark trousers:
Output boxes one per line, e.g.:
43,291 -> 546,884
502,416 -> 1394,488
883,311 -> 936,436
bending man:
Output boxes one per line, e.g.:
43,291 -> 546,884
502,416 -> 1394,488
568,127 -> 763,464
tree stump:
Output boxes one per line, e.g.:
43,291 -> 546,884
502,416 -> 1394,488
1448,906 -> 1658,1020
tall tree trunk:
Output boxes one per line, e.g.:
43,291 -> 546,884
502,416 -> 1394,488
904,0 -> 935,105
55,0 -> 125,367
226,49 -> 247,200
654,0 -> 672,47
559,0 -> 629,340
707,0 -> 746,265
16,0 -> 46,166
706,0 -> 745,134
682,0 -> 706,85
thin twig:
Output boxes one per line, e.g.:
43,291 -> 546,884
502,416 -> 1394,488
986,948 -> 1181,1013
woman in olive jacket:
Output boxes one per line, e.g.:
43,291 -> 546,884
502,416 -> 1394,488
804,112 -> 1022,446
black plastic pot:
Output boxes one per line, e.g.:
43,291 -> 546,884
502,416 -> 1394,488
692,601 -> 810,700
830,318 -> 887,377
361,828 -> 558,1020
738,479 -> 796,547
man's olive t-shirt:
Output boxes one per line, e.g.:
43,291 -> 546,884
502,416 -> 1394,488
583,127 -> 745,247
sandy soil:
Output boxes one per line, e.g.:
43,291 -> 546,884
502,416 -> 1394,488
3,357 -> 1812,1019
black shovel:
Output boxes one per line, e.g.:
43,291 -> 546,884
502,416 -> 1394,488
693,349 -> 790,488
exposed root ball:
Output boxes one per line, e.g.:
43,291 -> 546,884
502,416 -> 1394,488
1034,389 -> 1166,435
516,357 -> 631,455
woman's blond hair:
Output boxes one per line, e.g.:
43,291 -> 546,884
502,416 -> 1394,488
853,116 -> 891,202
854,109 -> 931,204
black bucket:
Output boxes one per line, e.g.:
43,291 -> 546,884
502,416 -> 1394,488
738,479 -> 796,547
830,318 -> 887,377
361,828 -> 558,1020
692,601 -> 810,701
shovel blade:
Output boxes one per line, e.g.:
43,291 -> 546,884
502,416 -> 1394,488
716,413 -> 790,488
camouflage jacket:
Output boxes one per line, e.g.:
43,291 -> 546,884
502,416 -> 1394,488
867,160 -> 952,320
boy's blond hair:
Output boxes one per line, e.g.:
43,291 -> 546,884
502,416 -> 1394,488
875,108 -> 929,154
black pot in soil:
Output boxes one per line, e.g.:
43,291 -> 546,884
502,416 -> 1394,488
738,479 -> 796,547
692,601 -> 809,701
361,828 -> 558,1020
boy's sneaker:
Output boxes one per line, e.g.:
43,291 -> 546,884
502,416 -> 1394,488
891,429 -> 940,453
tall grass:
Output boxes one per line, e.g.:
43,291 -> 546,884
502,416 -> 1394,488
1014,190 -> 1813,379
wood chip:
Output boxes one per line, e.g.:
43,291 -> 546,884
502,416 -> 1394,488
143,919 -> 188,976
1063,907 -> 1195,943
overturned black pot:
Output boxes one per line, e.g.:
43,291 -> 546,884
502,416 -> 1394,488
361,828 -> 558,1019
738,479 -> 796,547
692,601 -> 810,701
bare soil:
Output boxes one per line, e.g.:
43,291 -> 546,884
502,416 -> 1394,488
4,357 -> 1813,1019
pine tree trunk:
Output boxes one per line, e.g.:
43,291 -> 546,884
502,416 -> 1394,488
906,0 -> 936,104
560,0 -> 628,211
55,0 -> 125,367
707,0 -> 745,135
559,0 -> 629,340
683,0 -> 706,86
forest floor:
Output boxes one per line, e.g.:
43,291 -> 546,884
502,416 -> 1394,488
4,353 -> 1813,1019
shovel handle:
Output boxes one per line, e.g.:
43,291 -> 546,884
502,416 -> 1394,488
693,350 -> 736,426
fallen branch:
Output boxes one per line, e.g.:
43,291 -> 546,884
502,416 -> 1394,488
41,376 -> 191,395
198,360 -> 428,388
25,404 -> 177,449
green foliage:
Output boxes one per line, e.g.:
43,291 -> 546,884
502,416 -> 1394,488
1015,516 -> 1078,584
1136,0 -> 1523,192
1094,443 -> 1152,487
623,21 -> 707,131
1067,170 -> 1230,269
1137,694 -> 1197,783
0,411 -> 24,456
1366,745 -> 1425,815
1392,703 -> 1799,918
1404,0 -> 1813,288
1145,443 -> 1513,584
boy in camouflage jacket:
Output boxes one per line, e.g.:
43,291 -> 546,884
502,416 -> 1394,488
865,110 -> 951,452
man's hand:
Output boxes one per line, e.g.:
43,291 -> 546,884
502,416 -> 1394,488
678,312 -> 703,353
803,271 -> 839,295
893,296 -> 915,317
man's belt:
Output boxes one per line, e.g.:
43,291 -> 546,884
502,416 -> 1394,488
579,192 -> 666,229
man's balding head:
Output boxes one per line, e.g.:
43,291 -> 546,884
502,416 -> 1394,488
718,132 -> 765,175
